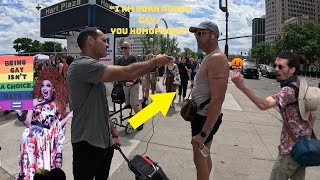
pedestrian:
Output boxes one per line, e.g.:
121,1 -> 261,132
163,58 -> 179,107
189,58 -> 198,88
67,27 -> 171,180
117,41 -> 144,130
16,68 -> 73,179
232,51 -> 315,180
188,21 -> 229,180
177,57 -> 191,101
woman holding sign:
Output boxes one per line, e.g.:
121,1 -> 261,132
16,68 -> 73,179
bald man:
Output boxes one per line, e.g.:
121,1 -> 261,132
117,42 -> 144,130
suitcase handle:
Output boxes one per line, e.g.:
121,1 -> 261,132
115,145 -> 131,164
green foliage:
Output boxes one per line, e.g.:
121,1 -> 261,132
42,41 -> 63,53
275,22 -> 320,64
13,38 -> 33,53
252,22 -> 320,68
141,34 -> 179,55
13,38 -> 62,54
251,42 -> 275,64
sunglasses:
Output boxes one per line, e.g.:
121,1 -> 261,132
273,64 -> 284,70
120,47 -> 129,49
194,30 -> 210,37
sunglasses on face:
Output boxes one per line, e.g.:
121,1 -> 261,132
194,30 -> 210,37
273,64 -> 284,70
121,47 -> 129,49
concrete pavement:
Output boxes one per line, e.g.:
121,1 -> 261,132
1,80 -> 320,180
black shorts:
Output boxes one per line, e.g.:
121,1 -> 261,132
191,72 -> 196,81
191,113 -> 223,144
72,141 -> 114,180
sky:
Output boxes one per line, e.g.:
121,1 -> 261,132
0,0 -> 265,55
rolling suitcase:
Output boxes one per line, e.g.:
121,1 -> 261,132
116,146 -> 169,180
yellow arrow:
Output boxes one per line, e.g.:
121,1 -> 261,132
128,92 -> 176,129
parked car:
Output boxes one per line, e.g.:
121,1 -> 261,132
260,65 -> 276,78
241,59 -> 259,79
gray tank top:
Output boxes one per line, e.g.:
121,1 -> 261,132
191,49 -> 221,116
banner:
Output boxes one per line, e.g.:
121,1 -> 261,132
67,32 -> 81,59
0,56 -> 34,110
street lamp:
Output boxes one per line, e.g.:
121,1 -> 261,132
155,18 -> 169,54
219,0 -> 229,58
149,38 -> 154,54
36,3 -> 47,10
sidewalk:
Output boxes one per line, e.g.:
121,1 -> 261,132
1,82 -> 320,180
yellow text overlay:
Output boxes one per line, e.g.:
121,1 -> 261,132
109,5 -> 190,13
111,28 -> 189,35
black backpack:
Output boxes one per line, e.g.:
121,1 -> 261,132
111,82 -> 125,104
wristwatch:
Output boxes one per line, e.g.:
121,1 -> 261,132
200,131 -> 207,138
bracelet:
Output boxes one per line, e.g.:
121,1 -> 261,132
112,135 -> 118,138
17,113 -> 26,122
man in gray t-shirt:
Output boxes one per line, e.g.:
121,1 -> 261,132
67,27 -> 172,180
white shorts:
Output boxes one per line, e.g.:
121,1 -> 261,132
123,83 -> 140,106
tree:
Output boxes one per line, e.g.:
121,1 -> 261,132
251,42 -> 275,65
141,34 -> 179,55
29,40 -> 43,53
13,38 -> 62,54
182,47 -> 195,58
141,34 -> 157,55
196,52 -> 204,59
42,41 -> 63,53
276,22 -> 320,64
158,34 -> 168,54
13,38 -> 33,53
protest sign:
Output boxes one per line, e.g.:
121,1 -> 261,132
0,56 -> 34,110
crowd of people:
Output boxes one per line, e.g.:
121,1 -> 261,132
0,20 -> 318,180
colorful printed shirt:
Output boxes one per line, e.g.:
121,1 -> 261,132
271,81 -> 312,155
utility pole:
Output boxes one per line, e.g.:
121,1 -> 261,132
219,0 -> 228,58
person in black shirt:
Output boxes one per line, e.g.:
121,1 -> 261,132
178,57 -> 191,101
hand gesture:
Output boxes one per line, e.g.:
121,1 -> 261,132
191,134 -> 206,149
154,54 -> 172,67
231,71 -> 245,89
113,137 -> 121,147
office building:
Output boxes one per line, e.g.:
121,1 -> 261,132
115,34 -> 144,56
265,0 -> 320,42
252,17 -> 266,47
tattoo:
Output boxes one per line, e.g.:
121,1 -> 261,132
212,76 -> 228,80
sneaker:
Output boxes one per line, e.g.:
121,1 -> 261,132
137,124 -> 144,131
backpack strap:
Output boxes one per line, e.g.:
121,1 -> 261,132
198,98 -> 211,109
286,83 -> 299,106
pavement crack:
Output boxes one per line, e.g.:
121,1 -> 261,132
244,112 -> 275,161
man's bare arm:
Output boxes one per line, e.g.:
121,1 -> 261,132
201,54 -> 229,135
101,55 -> 171,82
239,86 -> 278,110
231,71 -> 278,110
